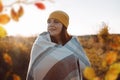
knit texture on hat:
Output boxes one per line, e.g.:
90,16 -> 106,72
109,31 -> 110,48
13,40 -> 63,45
48,10 -> 69,28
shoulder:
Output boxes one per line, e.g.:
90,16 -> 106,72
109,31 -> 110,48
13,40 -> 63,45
34,31 -> 51,44
39,31 -> 49,36
71,36 -> 80,44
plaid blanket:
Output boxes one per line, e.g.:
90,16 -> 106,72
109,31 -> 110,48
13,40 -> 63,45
26,32 -> 90,80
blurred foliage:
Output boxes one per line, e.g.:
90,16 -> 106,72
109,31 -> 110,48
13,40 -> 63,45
79,33 -> 120,79
0,0 -> 54,25
0,35 -> 36,80
0,0 -> 54,39
0,26 -> 7,38
79,25 -> 120,80
0,25 -> 120,80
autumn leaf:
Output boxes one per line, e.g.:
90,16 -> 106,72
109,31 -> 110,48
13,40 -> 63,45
0,14 -> 10,24
0,0 -> 3,12
0,26 -> 7,38
3,53 -> 13,65
83,67 -> 96,80
105,51 -> 117,65
13,74 -> 21,80
35,2 -> 45,10
92,77 -> 101,80
109,62 -> 120,74
105,62 -> 120,80
11,8 -> 19,21
105,73 -> 118,80
18,6 -> 24,17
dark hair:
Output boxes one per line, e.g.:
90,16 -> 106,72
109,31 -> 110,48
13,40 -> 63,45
50,26 -> 72,45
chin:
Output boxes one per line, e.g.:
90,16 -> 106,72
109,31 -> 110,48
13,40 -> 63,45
50,33 -> 59,37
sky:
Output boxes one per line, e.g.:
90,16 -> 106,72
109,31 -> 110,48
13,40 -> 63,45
3,0 -> 120,36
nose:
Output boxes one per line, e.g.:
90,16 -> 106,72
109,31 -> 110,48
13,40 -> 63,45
48,22 -> 54,27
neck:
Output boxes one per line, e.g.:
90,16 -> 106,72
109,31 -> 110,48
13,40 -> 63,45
55,35 -> 62,44
51,35 -> 62,44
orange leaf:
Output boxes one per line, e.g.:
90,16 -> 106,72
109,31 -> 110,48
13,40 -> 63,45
105,51 -> 117,65
3,53 -> 13,65
13,74 -> 21,80
35,2 -> 45,10
83,67 -> 96,80
0,0 -> 3,12
18,6 -> 24,17
0,14 -> 10,24
11,8 -> 19,21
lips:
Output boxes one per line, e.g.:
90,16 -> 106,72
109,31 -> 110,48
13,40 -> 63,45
48,27 -> 56,32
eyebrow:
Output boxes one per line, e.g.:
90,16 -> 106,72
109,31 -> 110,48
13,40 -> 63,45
47,19 -> 60,22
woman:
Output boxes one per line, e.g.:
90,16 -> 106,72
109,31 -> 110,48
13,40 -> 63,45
26,10 -> 90,80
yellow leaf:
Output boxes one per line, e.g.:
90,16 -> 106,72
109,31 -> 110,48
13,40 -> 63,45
105,72 -> 118,80
0,14 -> 10,25
105,62 -> 120,80
93,77 -> 101,80
3,53 -> 12,65
83,67 -> 96,80
0,26 -> 7,38
13,74 -> 21,80
110,62 -> 120,74
18,6 -> 24,17
11,8 -> 19,21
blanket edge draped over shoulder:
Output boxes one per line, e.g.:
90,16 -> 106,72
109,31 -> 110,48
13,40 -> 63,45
26,32 -> 90,80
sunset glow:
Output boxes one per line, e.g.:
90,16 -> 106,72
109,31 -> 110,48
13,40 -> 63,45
2,0 -> 120,36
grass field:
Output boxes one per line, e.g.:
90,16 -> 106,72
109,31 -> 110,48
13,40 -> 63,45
0,31 -> 120,80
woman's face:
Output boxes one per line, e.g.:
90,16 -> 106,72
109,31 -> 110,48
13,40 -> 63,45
47,18 -> 63,37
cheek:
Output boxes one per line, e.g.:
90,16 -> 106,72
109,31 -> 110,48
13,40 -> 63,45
49,27 -> 63,36
57,26 -> 63,32
59,27 -> 63,33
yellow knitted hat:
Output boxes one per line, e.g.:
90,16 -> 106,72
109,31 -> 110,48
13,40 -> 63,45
48,10 -> 69,28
